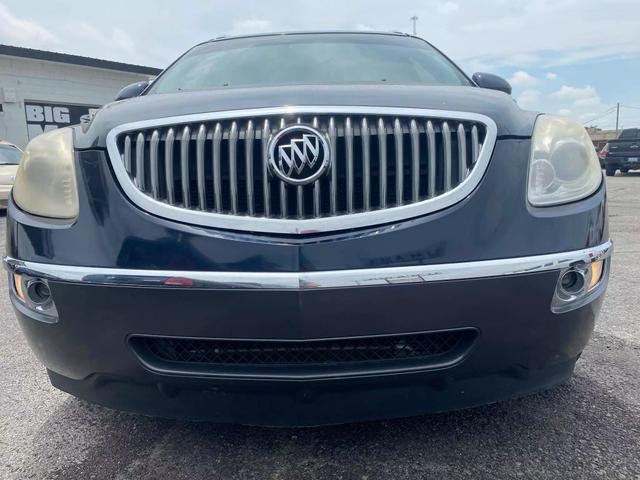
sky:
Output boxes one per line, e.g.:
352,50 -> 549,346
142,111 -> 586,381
1,0 -> 639,130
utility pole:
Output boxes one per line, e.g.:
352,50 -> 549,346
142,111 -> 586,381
615,102 -> 620,134
410,16 -> 419,35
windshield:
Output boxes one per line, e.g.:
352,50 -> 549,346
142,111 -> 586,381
0,145 -> 21,165
149,34 -> 471,94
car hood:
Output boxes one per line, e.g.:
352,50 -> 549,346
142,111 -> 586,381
76,85 -> 538,149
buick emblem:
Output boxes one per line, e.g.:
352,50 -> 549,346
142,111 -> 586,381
268,125 -> 331,185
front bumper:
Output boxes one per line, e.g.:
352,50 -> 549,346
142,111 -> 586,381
606,156 -> 640,168
6,241 -> 611,426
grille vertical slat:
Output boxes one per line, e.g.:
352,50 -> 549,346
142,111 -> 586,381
212,123 -> 222,212
135,132 -> 145,190
245,120 -> 255,216
328,117 -> 337,215
442,121 -> 452,191
426,121 -> 436,198
410,119 -> 420,202
165,128 -> 175,204
123,135 -> 132,174
361,117 -> 371,211
394,119 -> 403,205
378,118 -> 387,209
312,116 -> 321,217
118,112 -> 489,226
196,124 -> 207,210
180,126 -> 191,208
261,119 -> 271,217
471,125 -> 479,166
280,183 -> 287,218
457,123 -> 467,183
149,130 -> 160,199
279,118 -> 287,218
229,121 -> 238,214
297,186 -> 304,219
296,118 -> 304,218
345,117 -> 354,213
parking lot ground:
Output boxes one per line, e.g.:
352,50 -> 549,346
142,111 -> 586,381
1,174 -> 639,480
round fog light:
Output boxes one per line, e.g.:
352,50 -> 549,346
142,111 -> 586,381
559,270 -> 585,296
26,280 -> 52,305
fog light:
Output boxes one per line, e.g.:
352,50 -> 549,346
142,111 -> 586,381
11,274 -> 58,317
27,280 -> 51,305
559,269 -> 585,296
552,258 -> 609,314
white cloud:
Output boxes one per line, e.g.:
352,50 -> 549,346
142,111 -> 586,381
435,1 -> 459,15
579,112 -> 599,123
451,1 -> 640,71
0,0 -> 637,131
573,96 -> 602,108
356,23 -> 375,31
460,58 -> 495,74
0,2 -> 59,48
516,89 -> 542,110
517,82 -> 610,127
508,71 -> 539,88
552,85 -> 599,102
231,19 -> 273,35
58,22 -> 139,63
0,0 -> 638,76
112,29 -> 135,56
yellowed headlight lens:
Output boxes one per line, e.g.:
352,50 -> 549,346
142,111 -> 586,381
12,127 -> 78,219
528,115 -> 602,206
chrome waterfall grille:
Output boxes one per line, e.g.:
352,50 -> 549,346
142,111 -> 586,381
107,107 -> 496,233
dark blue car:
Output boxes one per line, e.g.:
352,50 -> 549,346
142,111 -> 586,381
5,32 -> 611,426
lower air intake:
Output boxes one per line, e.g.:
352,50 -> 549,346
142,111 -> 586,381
131,329 -> 477,370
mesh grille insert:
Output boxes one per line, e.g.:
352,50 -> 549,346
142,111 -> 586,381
132,330 -> 477,367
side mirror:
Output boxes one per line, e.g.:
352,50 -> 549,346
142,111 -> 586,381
472,72 -> 512,95
115,81 -> 149,101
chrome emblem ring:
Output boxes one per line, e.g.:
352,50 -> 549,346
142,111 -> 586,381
268,125 -> 331,185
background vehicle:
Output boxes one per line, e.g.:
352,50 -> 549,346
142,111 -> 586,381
0,141 -> 22,209
605,128 -> 640,176
599,142 -> 609,168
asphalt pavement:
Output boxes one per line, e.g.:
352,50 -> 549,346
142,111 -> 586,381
1,174 -> 639,480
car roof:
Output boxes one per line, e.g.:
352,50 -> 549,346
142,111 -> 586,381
204,30 -> 413,44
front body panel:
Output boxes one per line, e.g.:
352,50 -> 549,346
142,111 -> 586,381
7,139 -> 607,272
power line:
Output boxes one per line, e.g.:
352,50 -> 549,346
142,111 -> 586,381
582,107 -> 616,126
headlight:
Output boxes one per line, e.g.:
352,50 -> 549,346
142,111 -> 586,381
527,115 -> 602,206
13,128 -> 79,218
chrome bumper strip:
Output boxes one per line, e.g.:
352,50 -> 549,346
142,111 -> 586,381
3,240 -> 612,290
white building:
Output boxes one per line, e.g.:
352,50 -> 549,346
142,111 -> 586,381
0,45 -> 161,149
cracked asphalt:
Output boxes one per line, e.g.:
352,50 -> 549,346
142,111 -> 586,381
1,174 -> 639,480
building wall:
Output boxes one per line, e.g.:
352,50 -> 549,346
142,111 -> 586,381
0,55 -> 152,149
587,128 -> 619,153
